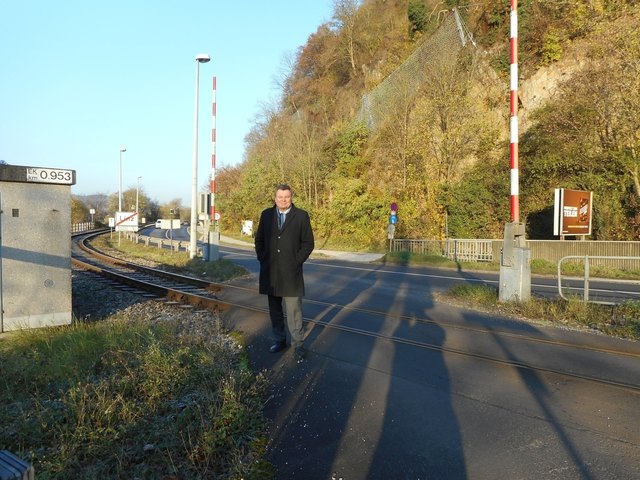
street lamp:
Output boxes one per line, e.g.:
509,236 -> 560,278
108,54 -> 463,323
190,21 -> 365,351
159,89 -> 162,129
190,53 -> 211,259
119,147 -> 126,213
136,176 -> 142,223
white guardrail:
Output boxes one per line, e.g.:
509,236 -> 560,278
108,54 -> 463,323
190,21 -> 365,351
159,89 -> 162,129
123,231 -> 200,255
71,222 -> 95,233
557,255 -> 640,305
71,223 -> 199,254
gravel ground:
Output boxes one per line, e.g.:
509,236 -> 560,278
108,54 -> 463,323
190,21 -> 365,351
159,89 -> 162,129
71,268 -> 232,348
72,237 -> 245,351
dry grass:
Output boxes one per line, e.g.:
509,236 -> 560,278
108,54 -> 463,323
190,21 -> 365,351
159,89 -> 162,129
446,284 -> 640,340
0,316 -> 275,479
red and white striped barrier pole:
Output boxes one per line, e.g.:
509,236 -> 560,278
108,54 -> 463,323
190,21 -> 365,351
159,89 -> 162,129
210,76 -> 217,222
509,0 -> 519,223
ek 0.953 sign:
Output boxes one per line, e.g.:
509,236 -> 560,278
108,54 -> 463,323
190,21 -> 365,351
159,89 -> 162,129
26,167 -> 74,185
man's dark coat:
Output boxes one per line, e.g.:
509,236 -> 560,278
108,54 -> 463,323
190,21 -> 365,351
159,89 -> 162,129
255,203 -> 314,297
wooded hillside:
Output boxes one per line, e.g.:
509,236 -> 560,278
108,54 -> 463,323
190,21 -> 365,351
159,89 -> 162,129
216,0 -> 640,248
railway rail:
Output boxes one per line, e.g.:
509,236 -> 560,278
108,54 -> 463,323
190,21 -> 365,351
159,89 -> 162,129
72,231 -> 640,394
72,230 -> 233,313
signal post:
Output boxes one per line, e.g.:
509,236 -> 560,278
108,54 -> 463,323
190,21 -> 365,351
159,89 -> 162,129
499,0 -> 531,302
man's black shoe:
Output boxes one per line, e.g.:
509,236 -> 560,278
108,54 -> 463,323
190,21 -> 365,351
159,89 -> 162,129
269,342 -> 287,353
295,346 -> 307,363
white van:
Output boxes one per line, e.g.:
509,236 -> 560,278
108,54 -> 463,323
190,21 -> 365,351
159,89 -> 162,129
155,219 -> 162,229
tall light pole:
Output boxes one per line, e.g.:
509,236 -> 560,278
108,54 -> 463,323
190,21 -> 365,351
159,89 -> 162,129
119,147 -> 126,212
190,53 -> 210,259
136,176 -> 142,223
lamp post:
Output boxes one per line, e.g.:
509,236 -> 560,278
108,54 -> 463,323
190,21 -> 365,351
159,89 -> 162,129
190,53 -> 211,259
118,147 -> 126,246
119,147 -> 126,213
136,176 -> 142,223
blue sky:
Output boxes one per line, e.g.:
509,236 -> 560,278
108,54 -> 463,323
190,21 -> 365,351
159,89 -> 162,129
0,1 -> 335,207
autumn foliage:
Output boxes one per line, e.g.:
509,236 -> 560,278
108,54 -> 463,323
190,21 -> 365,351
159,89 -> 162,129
216,0 -> 640,248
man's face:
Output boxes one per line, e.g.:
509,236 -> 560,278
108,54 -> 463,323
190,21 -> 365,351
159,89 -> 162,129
275,189 -> 292,211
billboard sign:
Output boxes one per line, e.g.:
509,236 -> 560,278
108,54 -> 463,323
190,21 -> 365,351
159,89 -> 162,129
553,189 -> 593,236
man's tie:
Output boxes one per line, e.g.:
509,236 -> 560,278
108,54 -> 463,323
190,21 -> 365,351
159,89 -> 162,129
279,212 -> 285,230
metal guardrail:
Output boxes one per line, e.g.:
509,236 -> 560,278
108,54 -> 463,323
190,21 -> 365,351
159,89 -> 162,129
123,231 -> 201,256
557,255 -> 640,305
70,225 -> 203,255
390,239 -> 496,262
444,239 -> 493,262
71,222 -> 95,233
392,238 -> 640,269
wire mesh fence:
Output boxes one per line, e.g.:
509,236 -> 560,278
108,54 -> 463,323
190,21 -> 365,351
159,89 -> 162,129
359,9 -> 472,129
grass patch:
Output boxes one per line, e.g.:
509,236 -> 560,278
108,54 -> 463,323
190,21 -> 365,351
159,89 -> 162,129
446,284 -> 640,340
0,317 -> 273,479
91,234 -> 248,282
448,283 -> 499,308
222,232 -> 254,245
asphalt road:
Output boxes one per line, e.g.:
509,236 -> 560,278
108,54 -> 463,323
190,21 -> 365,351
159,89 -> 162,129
216,243 -> 640,480
218,239 -> 640,304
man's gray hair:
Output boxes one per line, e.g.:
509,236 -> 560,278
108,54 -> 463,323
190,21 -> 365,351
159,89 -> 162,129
275,183 -> 292,194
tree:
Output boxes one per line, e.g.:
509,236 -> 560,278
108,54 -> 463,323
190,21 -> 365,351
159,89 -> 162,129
332,0 -> 360,78
107,187 -> 151,219
408,0 -> 427,37
160,199 -> 184,221
520,13 -> 640,238
440,160 -> 510,239
71,196 -> 90,224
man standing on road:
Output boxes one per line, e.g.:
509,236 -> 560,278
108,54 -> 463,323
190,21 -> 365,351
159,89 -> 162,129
255,183 -> 314,362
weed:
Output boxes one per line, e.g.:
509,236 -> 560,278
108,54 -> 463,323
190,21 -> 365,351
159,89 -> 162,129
446,285 -> 640,340
448,283 -> 498,308
0,318 -> 271,478
530,258 -> 557,275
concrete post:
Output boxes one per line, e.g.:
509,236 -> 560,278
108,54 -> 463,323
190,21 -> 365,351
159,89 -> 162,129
499,222 -> 531,302
204,230 -> 220,261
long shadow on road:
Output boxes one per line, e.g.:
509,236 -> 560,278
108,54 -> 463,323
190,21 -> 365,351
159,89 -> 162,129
229,259 -> 467,479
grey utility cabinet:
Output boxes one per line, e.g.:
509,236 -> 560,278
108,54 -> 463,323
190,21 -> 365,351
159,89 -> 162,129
0,164 -> 76,332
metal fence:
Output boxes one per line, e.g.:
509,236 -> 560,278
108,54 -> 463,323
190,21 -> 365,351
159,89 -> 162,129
123,232 -> 200,255
71,222 -> 95,233
390,239 -> 498,262
359,10 -> 468,129
557,255 -> 640,304
391,238 -> 640,271
528,240 -> 640,270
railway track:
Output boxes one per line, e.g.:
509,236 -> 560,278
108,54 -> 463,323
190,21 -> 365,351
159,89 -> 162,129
72,231 -> 640,393
72,230 -> 235,313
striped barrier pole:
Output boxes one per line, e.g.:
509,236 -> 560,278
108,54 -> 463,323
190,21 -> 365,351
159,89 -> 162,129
510,0 -> 519,222
210,76 -> 217,221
